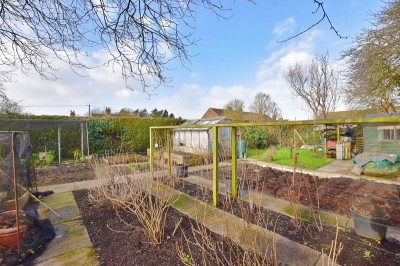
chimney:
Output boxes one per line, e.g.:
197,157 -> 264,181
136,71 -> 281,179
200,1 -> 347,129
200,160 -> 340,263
70,110 -> 76,117
105,107 -> 111,116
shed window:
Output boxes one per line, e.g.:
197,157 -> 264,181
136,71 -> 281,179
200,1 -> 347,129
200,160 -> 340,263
377,125 -> 400,140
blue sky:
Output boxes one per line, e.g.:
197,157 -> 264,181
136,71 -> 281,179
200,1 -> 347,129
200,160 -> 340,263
5,0 -> 383,119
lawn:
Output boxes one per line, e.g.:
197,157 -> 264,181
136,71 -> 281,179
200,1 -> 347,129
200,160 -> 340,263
247,146 -> 335,170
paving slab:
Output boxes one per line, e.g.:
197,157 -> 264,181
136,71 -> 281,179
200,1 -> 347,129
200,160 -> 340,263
34,191 -> 98,265
39,183 -> 76,194
35,246 -> 97,266
35,220 -> 92,263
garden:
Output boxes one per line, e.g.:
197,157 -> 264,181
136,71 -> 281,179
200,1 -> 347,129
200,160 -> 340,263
0,121 -> 399,265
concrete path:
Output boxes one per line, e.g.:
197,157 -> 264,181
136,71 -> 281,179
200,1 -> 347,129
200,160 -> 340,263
34,192 -> 98,265
243,158 -> 400,185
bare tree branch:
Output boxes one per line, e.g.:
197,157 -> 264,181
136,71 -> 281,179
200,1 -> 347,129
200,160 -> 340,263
278,0 -> 346,43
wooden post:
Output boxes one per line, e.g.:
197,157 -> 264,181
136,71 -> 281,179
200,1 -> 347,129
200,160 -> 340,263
231,127 -> 238,198
336,124 -> 340,142
212,126 -> 219,207
11,133 -> 21,254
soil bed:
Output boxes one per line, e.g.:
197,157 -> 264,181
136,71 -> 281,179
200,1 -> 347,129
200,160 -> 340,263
74,190 -> 264,266
35,163 -> 95,186
192,163 -> 400,226
172,179 -> 400,266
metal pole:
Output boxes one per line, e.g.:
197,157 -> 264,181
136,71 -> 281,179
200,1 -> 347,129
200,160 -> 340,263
212,126 -> 219,207
88,104 -> 91,117
11,133 -> 21,254
80,122 -> 84,160
231,127 -> 238,198
150,128 -> 154,175
57,126 -> 61,163
86,121 -> 90,156
167,129 -> 171,178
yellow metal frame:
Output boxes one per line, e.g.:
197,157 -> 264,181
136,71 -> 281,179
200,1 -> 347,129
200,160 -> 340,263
149,116 -> 400,206
212,126 -> 219,206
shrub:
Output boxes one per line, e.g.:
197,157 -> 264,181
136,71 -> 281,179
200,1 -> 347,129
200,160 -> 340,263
242,127 -> 269,149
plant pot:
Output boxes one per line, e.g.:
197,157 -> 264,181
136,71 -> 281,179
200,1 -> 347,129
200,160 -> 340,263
0,192 -> 30,211
350,197 -> 390,240
0,210 -> 28,248
350,207 -> 390,240
176,164 -> 189,177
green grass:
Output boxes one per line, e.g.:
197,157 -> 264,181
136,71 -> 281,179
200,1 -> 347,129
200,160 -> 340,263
247,146 -> 334,170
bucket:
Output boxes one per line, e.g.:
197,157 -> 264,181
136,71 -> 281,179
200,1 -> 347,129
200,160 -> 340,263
176,164 -> 189,177
350,207 -> 390,240
237,140 -> 247,159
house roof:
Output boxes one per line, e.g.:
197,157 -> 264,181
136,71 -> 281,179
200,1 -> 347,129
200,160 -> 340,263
201,107 -> 272,122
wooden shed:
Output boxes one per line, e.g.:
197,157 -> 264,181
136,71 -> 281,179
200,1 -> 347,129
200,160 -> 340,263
363,113 -> 400,154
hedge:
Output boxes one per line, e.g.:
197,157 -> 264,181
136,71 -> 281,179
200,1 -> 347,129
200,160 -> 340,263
88,117 -> 184,154
0,115 -> 185,158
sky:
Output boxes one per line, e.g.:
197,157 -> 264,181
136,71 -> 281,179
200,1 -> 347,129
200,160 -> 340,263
3,0 -> 385,120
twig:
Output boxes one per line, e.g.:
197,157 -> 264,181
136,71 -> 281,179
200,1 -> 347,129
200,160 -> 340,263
278,0 -> 347,43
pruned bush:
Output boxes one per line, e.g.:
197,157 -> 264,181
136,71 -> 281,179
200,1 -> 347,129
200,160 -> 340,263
89,155 -> 172,245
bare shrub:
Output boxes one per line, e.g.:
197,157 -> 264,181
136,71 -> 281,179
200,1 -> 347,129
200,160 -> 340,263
88,156 -> 173,246
176,220 -> 272,266
322,218 -> 344,266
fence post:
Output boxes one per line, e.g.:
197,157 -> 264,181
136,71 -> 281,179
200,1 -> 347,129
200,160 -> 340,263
167,129 -> 172,178
231,127 -> 238,198
150,128 -> 154,175
212,126 -> 219,207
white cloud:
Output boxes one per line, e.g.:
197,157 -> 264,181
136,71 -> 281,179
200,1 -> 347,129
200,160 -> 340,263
272,17 -> 296,36
255,31 -> 322,120
116,89 -> 137,98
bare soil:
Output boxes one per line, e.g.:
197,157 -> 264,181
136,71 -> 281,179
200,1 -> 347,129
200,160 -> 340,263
172,178 -> 400,265
35,163 -> 95,186
40,161 -> 400,265
192,163 -> 400,226
74,190 -> 262,266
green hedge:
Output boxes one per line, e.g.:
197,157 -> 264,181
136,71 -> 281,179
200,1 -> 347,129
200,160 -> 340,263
88,117 -> 184,154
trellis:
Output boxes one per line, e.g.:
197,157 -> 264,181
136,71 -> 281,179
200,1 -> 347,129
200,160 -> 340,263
150,115 -> 400,207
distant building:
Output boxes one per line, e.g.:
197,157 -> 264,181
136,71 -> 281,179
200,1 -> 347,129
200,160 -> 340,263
172,107 -> 273,159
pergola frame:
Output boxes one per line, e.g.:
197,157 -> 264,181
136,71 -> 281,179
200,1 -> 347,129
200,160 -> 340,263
0,119 -> 90,163
150,116 -> 400,207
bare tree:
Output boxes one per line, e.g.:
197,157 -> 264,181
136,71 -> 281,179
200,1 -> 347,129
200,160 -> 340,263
0,1 -> 343,94
249,92 -> 282,119
224,99 -> 245,112
342,0 -> 400,113
0,0 -> 231,92
0,84 -> 22,115
285,52 -> 342,119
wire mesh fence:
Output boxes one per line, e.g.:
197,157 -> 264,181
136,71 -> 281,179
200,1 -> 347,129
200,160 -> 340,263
0,131 -> 33,212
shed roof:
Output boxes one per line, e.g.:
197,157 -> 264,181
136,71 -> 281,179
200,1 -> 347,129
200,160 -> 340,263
201,107 -> 272,122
